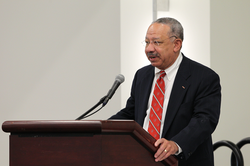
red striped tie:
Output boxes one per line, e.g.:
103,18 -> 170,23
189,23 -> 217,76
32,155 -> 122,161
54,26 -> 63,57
148,71 -> 166,140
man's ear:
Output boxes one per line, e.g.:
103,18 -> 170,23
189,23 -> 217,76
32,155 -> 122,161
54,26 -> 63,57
173,39 -> 182,52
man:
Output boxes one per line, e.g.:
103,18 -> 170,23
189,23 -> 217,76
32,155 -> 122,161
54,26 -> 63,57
110,17 -> 221,166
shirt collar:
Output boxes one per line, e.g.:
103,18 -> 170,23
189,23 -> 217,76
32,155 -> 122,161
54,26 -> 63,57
154,52 -> 183,81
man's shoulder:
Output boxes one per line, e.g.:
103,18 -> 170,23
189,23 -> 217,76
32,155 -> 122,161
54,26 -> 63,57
136,64 -> 154,74
182,55 -> 218,76
132,65 -> 154,82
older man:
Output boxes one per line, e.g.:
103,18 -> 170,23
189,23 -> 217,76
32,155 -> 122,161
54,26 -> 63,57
110,17 -> 221,166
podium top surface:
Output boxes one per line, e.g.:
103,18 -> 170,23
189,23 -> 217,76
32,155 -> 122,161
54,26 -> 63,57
2,120 -> 143,133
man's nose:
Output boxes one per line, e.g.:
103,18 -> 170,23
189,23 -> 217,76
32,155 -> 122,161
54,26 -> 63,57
145,42 -> 155,52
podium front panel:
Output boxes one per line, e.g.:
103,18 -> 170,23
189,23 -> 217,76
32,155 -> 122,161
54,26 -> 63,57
10,133 -> 102,166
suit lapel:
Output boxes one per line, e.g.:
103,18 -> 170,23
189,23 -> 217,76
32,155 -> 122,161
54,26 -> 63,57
162,55 -> 191,137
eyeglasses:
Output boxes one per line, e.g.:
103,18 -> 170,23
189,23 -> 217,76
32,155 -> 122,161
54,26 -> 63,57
142,36 -> 177,47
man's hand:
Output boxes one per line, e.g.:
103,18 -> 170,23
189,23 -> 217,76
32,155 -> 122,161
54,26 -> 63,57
154,138 -> 178,162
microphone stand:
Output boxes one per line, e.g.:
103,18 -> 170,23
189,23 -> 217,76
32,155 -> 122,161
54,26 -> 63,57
75,95 -> 107,120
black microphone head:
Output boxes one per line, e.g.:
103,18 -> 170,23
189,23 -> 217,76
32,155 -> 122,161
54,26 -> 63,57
115,74 -> 125,83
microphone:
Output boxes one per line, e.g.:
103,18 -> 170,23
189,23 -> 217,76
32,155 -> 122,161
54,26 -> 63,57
103,74 -> 125,106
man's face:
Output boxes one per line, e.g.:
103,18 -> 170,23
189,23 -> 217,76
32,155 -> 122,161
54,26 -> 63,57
145,23 -> 179,70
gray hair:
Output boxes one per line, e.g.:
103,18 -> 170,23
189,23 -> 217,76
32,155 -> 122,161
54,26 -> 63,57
152,17 -> 184,41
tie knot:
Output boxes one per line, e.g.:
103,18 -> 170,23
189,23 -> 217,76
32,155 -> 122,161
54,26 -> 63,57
159,71 -> 166,78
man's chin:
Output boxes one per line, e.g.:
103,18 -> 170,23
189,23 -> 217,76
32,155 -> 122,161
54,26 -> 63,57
150,62 -> 165,70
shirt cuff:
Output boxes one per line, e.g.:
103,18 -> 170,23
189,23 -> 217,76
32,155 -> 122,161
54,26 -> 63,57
173,141 -> 182,155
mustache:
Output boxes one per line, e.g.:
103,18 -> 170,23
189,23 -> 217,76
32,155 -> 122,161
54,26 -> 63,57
147,53 -> 159,58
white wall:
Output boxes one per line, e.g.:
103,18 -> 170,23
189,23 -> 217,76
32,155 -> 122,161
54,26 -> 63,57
0,1 -> 120,165
120,0 -> 152,107
211,0 -> 250,165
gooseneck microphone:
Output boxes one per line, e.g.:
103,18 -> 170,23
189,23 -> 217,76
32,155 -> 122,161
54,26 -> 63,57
76,74 -> 125,120
103,74 -> 125,106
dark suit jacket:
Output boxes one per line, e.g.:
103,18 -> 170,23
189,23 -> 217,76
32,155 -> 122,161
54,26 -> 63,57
110,54 -> 221,166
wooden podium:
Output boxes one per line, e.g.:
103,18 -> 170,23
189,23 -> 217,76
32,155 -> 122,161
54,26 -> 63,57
2,120 -> 178,166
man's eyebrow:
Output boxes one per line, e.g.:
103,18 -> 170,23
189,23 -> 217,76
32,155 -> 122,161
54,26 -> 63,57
145,37 -> 161,40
